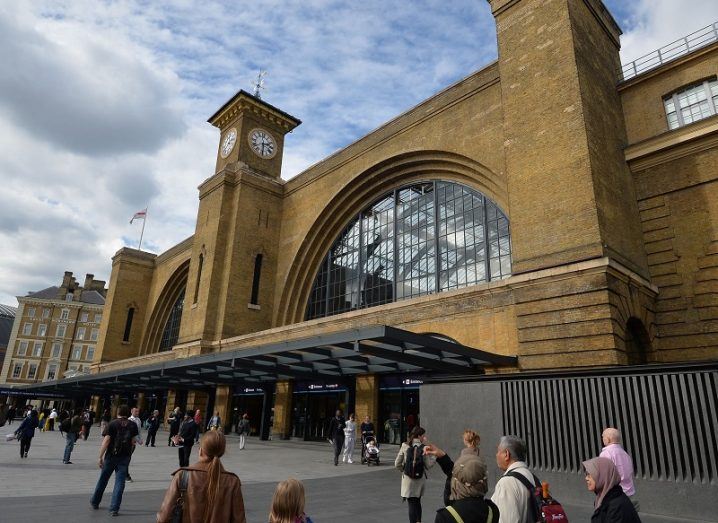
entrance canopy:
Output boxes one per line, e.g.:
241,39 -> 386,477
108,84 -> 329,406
19,326 -> 516,395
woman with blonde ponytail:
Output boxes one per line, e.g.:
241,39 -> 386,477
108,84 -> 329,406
268,478 -> 314,523
157,430 -> 246,523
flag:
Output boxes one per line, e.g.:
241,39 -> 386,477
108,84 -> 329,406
130,208 -> 147,224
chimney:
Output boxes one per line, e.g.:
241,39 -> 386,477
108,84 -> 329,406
84,274 -> 94,289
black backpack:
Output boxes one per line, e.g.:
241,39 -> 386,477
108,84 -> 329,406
111,420 -> 134,456
403,444 -> 426,479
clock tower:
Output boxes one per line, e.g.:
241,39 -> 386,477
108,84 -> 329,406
208,90 -> 301,178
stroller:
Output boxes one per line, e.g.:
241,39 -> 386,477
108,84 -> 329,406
363,436 -> 380,466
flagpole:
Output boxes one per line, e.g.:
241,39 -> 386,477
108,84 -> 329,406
138,207 -> 148,251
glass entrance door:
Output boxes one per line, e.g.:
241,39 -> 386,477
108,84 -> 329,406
291,391 -> 346,441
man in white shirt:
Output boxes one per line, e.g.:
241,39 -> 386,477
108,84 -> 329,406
48,408 -> 58,431
491,435 -> 535,523
126,407 -> 143,482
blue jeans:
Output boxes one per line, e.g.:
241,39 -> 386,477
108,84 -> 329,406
63,432 -> 77,462
90,454 -> 131,512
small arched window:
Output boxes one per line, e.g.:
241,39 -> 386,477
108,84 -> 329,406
664,77 -> 718,130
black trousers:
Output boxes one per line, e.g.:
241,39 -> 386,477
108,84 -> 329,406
407,497 -> 422,523
20,436 -> 32,457
146,430 -> 157,446
333,436 -> 344,464
83,422 -> 91,440
168,426 -> 179,445
178,444 -> 193,467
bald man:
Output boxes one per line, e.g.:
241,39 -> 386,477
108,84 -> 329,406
600,427 -> 639,511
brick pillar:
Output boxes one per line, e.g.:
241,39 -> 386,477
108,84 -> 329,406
214,385 -> 233,433
110,395 -> 121,419
186,390 -> 209,430
90,395 -> 102,419
164,389 -> 177,429
355,374 -> 379,429
136,392 -> 147,414
272,380 -> 293,440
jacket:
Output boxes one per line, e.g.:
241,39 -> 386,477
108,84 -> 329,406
591,485 -> 642,523
395,440 -> 436,498
328,416 -> 345,442
435,497 -> 500,523
237,419 -> 250,435
147,415 -> 161,432
70,414 -> 82,435
156,461 -> 246,523
179,419 -> 198,446
16,415 -> 38,439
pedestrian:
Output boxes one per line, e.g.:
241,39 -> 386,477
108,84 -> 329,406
360,415 -> 375,463
48,408 -> 58,431
90,404 -> 139,517
63,408 -> 83,464
328,409 -> 346,466
7,405 -> 15,424
15,408 -> 39,458
342,413 -> 357,463
175,410 -> 199,467
490,435 -> 536,523
194,408 -> 203,442
156,430 -> 247,522
583,457 -> 642,523
145,409 -> 161,447
167,407 -> 181,446
268,478 -> 314,523
126,407 -> 143,482
38,409 -> 46,431
434,453 -> 499,523
237,413 -> 250,450
207,410 -> 222,431
600,427 -> 639,511
395,426 -> 435,523
82,408 -> 93,440
425,429 -> 481,506
100,408 -> 111,435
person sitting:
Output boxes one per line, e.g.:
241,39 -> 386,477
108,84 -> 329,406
435,454 -> 499,523
268,478 -> 314,523
156,430 -> 246,522
583,457 -> 641,523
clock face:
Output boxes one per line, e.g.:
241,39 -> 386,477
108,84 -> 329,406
249,128 -> 277,159
220,128 -> 237,158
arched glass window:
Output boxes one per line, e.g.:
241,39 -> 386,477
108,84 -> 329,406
306,180 -> 511,320
159,288 -> 185,352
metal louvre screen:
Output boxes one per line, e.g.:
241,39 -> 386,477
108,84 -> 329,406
501,370 -> 718,484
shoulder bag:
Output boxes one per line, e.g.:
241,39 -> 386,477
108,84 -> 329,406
171,469 -> 190,523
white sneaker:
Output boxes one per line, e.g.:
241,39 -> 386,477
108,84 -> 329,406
342,456 -> 347,462
348,459 -> 353,464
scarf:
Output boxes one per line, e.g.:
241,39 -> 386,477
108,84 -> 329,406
449,454 -> 488,501
583,456 -> 621,509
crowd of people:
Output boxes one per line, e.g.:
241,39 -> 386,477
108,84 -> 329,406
3,402 -> 643,522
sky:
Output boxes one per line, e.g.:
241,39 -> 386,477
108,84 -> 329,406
1,0 -> 718,306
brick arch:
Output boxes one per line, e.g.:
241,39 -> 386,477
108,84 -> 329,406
277,150 -> 507,326
141,260 -> 190,355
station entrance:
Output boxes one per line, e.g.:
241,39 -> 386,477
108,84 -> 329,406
379,374 -> 423,445
291,381 -> 350,441
230,386 -> 266,435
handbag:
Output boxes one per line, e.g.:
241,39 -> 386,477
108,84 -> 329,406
171,469 -> 190,523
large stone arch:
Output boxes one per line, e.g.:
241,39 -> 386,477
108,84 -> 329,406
277,150 -> 507,326
141,260 -> 190,355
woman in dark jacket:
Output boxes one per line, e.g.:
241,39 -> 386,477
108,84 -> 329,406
15,409 -> 39,458
434,454 -> 499,523
583,457 -> 641,523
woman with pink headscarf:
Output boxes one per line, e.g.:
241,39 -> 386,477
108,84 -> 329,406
583,457 -> 641,523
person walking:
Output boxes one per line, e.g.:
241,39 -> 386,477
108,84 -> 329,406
395,426 -> 435,523
82,409 -> 94,440
268,478 -> 314,523
425,429 -> 481,506
583,457 -> 642,523
237,413 -> 250,450
48,408 -> 58,431
90,404 -> 139,516
434,454 -> 499,523
342,413 -> 357,463
175,410 -> 199,467
490,435 -> 536,523
207,410 -> 222,431
63,408 -> 83,464
100,408 -> 111,435
167,407 -> 181,446
328,409 -> 346,466
15,408 -> 39,458
126,407 -> 143,482
145,409 -> 161,447
600,427 -> 639,511
157,430 -> 247,522
7,405 -> 16,425
194,408 -> 204,443
360,415 -> 375,463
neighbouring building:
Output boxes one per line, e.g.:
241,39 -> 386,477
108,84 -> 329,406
0,272 -> 106,385
15,1 -> 718,519
0,304 -> 17,371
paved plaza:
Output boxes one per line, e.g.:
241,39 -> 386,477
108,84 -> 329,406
0,425 -> 711,522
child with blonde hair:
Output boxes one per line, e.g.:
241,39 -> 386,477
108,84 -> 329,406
268,478 -> 314,523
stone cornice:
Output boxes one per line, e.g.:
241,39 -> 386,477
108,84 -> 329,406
154,236 -> 194,265
207,90 -> 301,133
17,296 -> 103,310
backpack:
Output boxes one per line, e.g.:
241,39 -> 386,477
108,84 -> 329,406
110,420 -> 134,456
403,444 -> 426,479
506,472 -> 569,523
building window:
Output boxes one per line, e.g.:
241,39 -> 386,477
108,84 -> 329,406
42,308 -> 50,318
86,347 -> 95,361
51,343 -> 62,358
94,313 -> 102,323
80,312 -> 88,322
27,363 -> 38,380
27,307 -> 35,318
38,324 -> 47,337
664,78 -> 718,129
17,341 -> 28,356
56,324 -> 66,338
23,323 -> 32,335
60,309 -> 70,320
72,345 -> 83,360
90,328 -> 99,341
306,180 -> 512,320
250,254 -> 263,305
159,288 -> 185,352
12,363 -> 22,379
65,293 -> 74,302
123,308 -> 134,342
193,253 -> 204,304
47,364 -> 58,381
76,327 -> 85,340
32,342 -> 43,357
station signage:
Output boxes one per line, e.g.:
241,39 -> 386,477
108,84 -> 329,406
295,381 -> 347,393
379,374 -> 426,389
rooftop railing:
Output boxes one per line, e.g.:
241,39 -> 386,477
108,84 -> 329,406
620,22 -> 718,81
